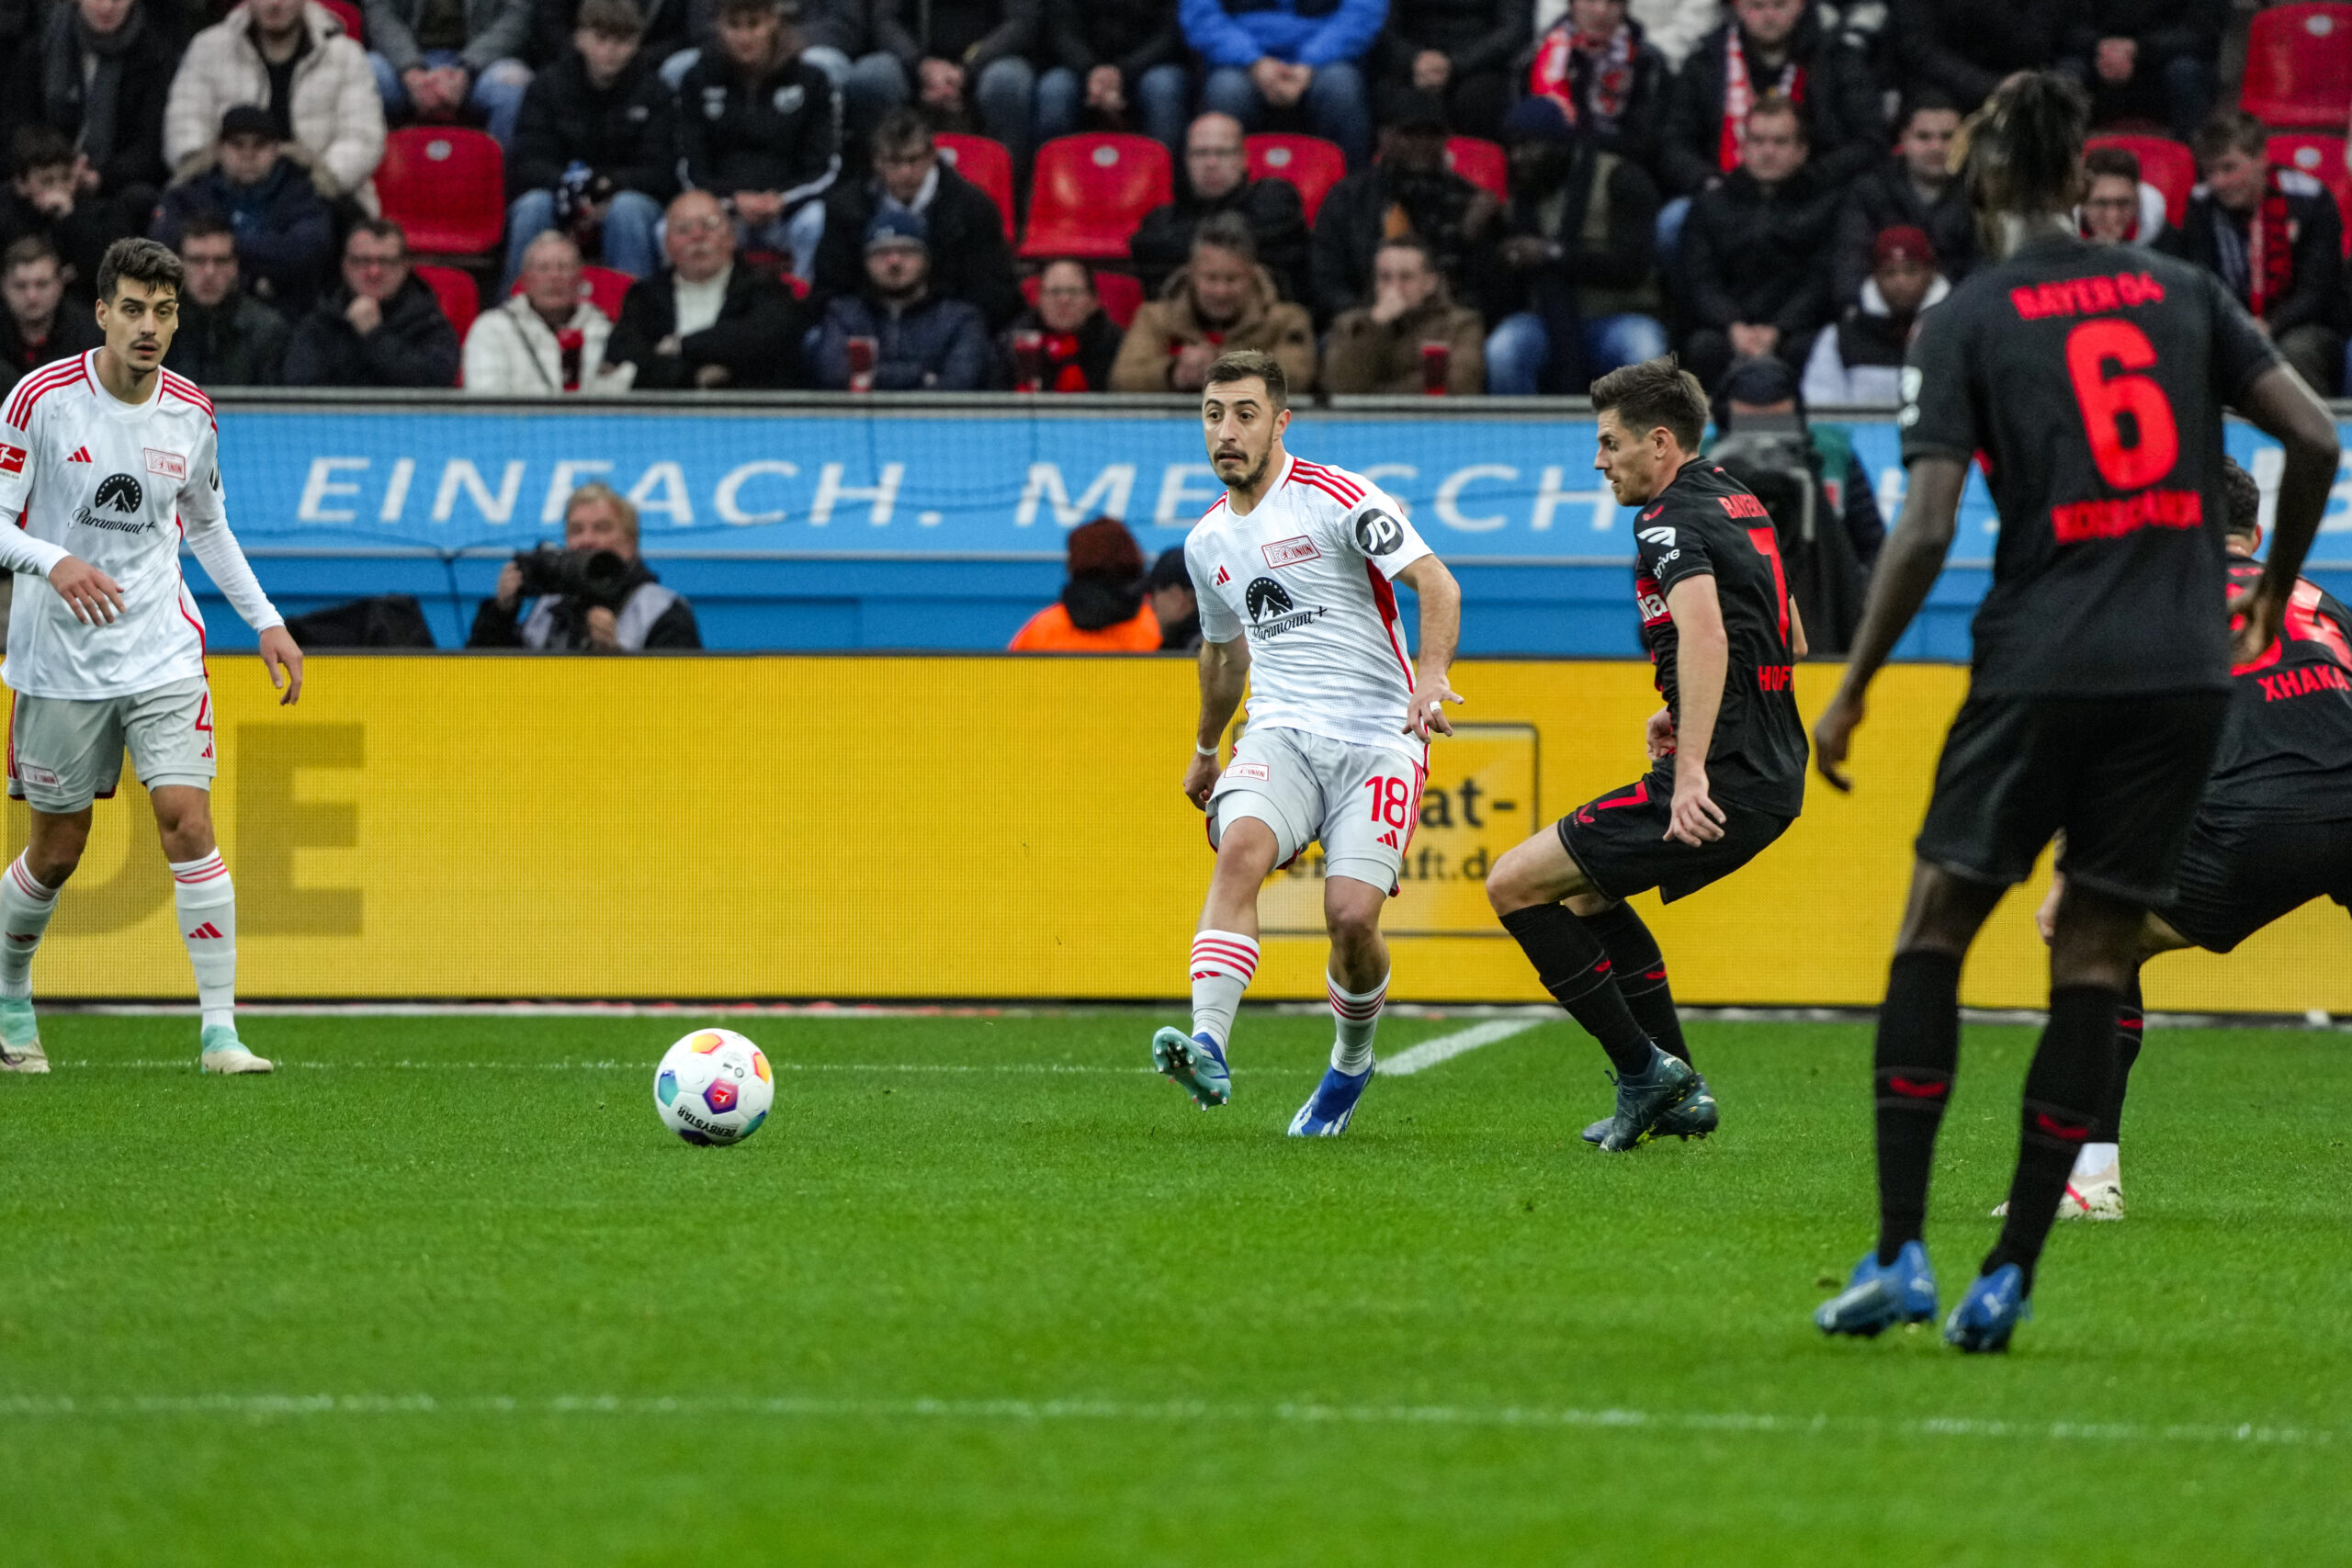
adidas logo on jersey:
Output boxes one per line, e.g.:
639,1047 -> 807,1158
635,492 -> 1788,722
67,446 -> 92,464
1638,526 -> 1678,547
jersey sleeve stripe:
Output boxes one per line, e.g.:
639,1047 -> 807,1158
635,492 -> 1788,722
158,371 -> 215,414
1294,475 -> 1362,512
4,361 -> 85,430
1292,462 -> 1364,504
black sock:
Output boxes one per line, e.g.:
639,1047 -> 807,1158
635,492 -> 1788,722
1873,950 -> 1962,1266
2090,968 -> 2143,1145
1499,903 -> 1656,1076
1984,984 -> 2120,1295
1581,901 -> 1691,1067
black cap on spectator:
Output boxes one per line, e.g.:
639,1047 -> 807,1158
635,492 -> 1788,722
1146,547 -> 1192,592
219,105 -> 276,141
1718,355 -> 1799,408
1501,97 -> 1575,147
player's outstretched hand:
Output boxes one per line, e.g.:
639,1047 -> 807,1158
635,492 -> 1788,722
1182,751 -> 1220,811
2228,580 -> 2288,668
1666,769 -> 1726,846
1402,678 -> 1462,740
48,556 -> 125,626
259,625 -> 305,706
1813,689 -> 1864,794
1645,706 -> 1678,761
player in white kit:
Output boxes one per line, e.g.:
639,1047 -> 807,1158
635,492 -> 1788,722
0,239 -> 303,1076
1151,349 -> 1463,1135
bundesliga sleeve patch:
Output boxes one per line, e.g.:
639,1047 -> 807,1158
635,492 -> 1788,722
0,444 -> 25,476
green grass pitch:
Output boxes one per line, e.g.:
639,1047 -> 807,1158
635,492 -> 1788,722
3,1008 -> 2346,1565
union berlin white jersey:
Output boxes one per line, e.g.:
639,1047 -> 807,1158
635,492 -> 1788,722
1185,453 -> 1432,761
0,353 -> 271,699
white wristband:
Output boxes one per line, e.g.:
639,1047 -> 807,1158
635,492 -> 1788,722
1195,742 -> 1220,758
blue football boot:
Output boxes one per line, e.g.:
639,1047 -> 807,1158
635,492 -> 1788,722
1151,1026 -> 1231,1109
1584,1072 -> 1717,1144
1943,1264 -> 2030,1353
1591,1050 -> 1699,1152
1287,1064 -> 1372,1135
1815,1240 -> 1939,1337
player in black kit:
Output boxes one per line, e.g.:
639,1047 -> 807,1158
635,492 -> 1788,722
1809,73 -> 2341,1351
1487,357 -> 1809,1152
2016,457 -> 2352,1222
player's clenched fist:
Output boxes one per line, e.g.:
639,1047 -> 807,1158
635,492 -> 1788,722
48,556 -> 126,625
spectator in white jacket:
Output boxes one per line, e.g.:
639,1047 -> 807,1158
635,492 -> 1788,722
462,231 -> 635,392
164,0 -> 386,209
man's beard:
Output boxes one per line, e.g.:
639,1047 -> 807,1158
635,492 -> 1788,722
1224,447 -> 1271,491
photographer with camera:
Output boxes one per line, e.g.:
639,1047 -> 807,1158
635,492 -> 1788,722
467,483 -> 702,651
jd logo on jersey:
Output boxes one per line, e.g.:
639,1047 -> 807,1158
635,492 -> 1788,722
74,472 -> 152,535
1353,508 -> 1406,557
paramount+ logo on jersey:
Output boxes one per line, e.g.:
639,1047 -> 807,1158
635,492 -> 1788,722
75,472 -> 153,536
1243,576 -> 1325,638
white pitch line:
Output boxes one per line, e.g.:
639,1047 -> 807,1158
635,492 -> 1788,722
0,1393 -> 2330,1450
1378,1019 -> 1542,1077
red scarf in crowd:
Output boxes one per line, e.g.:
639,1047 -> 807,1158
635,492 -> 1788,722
1043,333 -> 1090,392
1529,18 -> 1634,136
2245,167 -> 2298,317
1719,29 -> 1805,174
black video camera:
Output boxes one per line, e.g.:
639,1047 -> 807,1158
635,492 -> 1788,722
512,544 -> 633,611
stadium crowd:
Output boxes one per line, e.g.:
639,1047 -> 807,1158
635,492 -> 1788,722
2,0 -> 2345,400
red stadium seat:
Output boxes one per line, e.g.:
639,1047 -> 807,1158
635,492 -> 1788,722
1021,134 -> 1173,259
2087,133 -> 2196,230
1444,136 -> 1508,199
1246,134 -> 1346,224
316,0 -> 363,41
2241,3 -> 2352,129
414,265 -> 478,368
509,264 -> 637,321
376,128 -> 505,255
2269,133 -> 2352,254
1019,268 -> 1148,329
934,133 -> 1015,239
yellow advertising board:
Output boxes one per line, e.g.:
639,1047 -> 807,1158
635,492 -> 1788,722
8,655 -> 2345,1013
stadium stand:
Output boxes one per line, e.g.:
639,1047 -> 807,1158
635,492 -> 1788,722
375,129 -> 507,258
1442,135 -> 1509,200
2238,2 -> 2352,128
935,133 -> 1017,240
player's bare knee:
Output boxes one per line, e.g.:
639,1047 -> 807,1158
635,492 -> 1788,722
1894,862 -> 2000,957
151,790 -> 216,863
1484,840 -> 1550,916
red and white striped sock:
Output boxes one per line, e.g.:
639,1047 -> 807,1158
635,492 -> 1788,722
0,854 -> 60,1000
171,852 -> 237,1032
1329,970 -> 1387,1076
1188,930 -> 1259,1051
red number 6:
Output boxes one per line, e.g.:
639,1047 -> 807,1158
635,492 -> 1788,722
2064,319 -> 2180,491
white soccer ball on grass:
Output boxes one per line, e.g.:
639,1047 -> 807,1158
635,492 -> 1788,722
653,1028 -> 774,1145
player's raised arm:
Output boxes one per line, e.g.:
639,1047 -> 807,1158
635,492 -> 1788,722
1394,554 -> 1462,739
2227,360 -> 2340,665
177,423 -> 303,705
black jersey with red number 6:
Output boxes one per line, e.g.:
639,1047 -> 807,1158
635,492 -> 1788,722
1633,460 -> 1808,817
2205,558 -> 2352,823
1900,238 -> 2279,697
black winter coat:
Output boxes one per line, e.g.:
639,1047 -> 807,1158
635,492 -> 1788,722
607,263 -> 810,389
283,276 -> 462,388
164,290 -> 291,387
1889,0 -> 2088,108
0,310 -> 103,399
1044,0 -> 1182,80
1680,165 -> 1840,337
874,0 -> 1038,71
812,165 -> 1023,329
2166,176 -> 2346,337
507,50 -> 680,200
1378,0 -> 1535,77
0,186 -> 141,301
677,53 -> 841,205
1830,157 -> 1976,309
528,0 -> 691,63
1128,177 -> 1311,300
2062,0 -> 2225,62
151,161 -> 335,313
1310,165 -> 1490,321
0,8 -> 181,197
1657,14 -> 1884,197
1469,147 -> 1660,323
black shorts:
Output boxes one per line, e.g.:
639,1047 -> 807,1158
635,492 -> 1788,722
1916,690 -> 2230,907
2157,812 -> 2352,953
1556,773 -> 1795,904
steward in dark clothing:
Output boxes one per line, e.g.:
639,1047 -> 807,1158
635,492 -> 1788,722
1309,123 -> 1494,321
1373,0 -> 1535,141
1129,174 -> 1310,301
1001,305 -> 1121,392
3,0 -> 181,200
1679,163 -> 1839,389
1890,0 -> 2085,110
606,262 -> 809,388
812,162 -> 1022,328
1831,154 -> 1974,310
506,47 -> 679,204
164,288 -> 290,386
677,51 -> 842,207
283,273 -> 462,387
1657,10 -> 1883,198
1518,8 -> 1669,169
151,157 -> 336,315
2168,164 -> 2345,394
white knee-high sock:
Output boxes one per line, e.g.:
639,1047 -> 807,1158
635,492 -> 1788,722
1188,930 -> 1259,1051
171,852 -> 236,1032
1329,970 -> 1387,1076
0,854 -> 60,1000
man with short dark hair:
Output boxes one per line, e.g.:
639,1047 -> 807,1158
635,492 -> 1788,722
2079,144 -> 2165,246
163,216 -> 291,387
678,0 -> 840,282
810,110 -> 1022,329
2171,110 -> 2345,396
607,188 -> 809,388
1680,94 -> 1839,390
1830,94 -> 1973,312
503,0 -> 675,284
151,106 -> 337,315
808,209 -> 991,389
1128,112 -> 1310,301
1113,216 -> 1317,392
283,219 -> 464,387
0,237 -> 104,397
0,129 -> 139,296
1486,354 -> 1807,1151
1323,235 -> 1485,394
1309,113 -> 1494,321
364,0 -> 537,146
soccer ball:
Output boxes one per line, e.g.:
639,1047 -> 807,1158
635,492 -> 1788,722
652,1028 -> 774,1146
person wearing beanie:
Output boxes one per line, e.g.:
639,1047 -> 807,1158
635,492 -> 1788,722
149,104 -> 337,316
1007,517 -> 1162,651
1801,223 -> 1950,410
808,206 -> 992,389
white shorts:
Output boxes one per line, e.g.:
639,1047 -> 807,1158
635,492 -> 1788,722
1207,724 -> 1427,893
6,676 -> 216,814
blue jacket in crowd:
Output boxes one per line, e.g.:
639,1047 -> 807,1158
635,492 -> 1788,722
1178,0 -> 1391,70
810,291 -> 994,391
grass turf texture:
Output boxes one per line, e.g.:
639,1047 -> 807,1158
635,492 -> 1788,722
2,1010 -> 2346,1566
